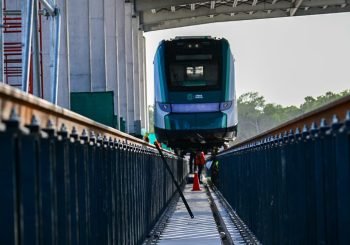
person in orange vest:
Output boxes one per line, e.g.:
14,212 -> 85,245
194,150 -> 206,183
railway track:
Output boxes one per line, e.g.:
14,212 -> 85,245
208,185 -> 261,244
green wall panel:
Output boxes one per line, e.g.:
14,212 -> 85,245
71,91 -> 117,128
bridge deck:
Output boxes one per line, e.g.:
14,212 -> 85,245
157,184 -> 221,245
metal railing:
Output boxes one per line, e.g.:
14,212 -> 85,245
0,84 -> 188,245
216,96 -> 350,245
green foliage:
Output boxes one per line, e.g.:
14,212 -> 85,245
237,90 -> 350,142
300,91 -> 350,113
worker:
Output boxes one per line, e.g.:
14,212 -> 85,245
194,150 -> 206,183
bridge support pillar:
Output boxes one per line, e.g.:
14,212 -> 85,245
62,0 -> 91,94
133,15 -> 141,135
139,32 -> 147,131
89,0 -> 106,92
105,0 -> 119,124
125,2 -> 135,134
2,0 -> 148,134
117,0 -> 127,131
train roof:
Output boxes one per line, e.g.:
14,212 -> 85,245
173,36 -> 214,40
164,36 -> 227,43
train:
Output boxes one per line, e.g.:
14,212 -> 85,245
153,36 -> 238,152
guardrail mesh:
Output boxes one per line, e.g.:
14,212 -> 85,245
217,114 -> 350,245
0,112 -> 187,245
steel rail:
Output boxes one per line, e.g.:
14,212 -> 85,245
219,94 -> 350,155
0,83 -> 176,155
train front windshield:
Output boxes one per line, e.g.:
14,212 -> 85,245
165,40 -> 221,91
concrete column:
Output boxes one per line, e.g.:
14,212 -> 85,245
89,0 -> 106,91
117,0 -> 127,129
142,37 -> 149,131
41,11 -> 50,99
68,0 -> 91,93
138,31 -> 146,130
56,0 -> 70,108
104,0 -> 119,118
132,15 -> 140,134
125,2 -> 134,133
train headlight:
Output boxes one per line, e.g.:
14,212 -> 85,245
158,103 -> 171,112
220,101 -> 232,111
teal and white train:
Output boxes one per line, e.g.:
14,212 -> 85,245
154,36 -> 238,152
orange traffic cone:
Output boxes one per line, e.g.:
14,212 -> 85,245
192,172 -> 201,191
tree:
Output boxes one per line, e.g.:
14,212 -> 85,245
237,92 -> 266,140
236,89 -> 350,142
300,90 -> 350,113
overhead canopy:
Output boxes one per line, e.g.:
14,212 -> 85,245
135,0 -> 350,31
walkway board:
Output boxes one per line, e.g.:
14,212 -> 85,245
157,184 -> 221,245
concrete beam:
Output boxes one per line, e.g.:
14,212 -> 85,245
294,4 -> 350,15
136,0 -> 214,11
143,10 -> 290,32
142,1 -> 292,25
143,0 -> 349,32
299,0 -> 345,7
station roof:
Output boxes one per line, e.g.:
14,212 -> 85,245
135,0 -> 350,31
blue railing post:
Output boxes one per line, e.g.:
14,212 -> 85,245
335,112 -> 350,245
216,111 -> 350,244
0,109 -> 21,245
0,112 -> 188,245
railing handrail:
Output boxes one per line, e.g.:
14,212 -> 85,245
0,83 -> 177,156
219,94 -> 350,155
